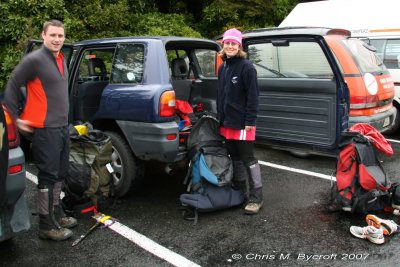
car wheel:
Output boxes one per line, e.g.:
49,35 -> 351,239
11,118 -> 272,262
105,131 -> 144,198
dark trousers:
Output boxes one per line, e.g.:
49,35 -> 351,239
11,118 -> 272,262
225,140 -> 257,166
32,127 -> 69,187
226,140 -> 263,202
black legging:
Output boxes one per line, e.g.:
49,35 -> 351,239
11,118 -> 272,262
225,140 -> 257,166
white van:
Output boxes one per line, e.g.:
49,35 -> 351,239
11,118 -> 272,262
279,0 -> 400,133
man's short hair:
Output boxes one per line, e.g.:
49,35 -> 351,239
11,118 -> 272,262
43,19 -> 64,33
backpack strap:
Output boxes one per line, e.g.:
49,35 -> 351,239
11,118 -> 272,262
183,152 -> 201,191
331,154 -> 357,210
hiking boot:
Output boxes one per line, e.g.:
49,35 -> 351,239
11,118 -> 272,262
52,183 -> 78,229
37,184 -> 74,241
349,225 -> 384,245
54,204 -> 77,228
57,216 -> 78,229
244,201 -> 263,215
39,227 -> 73,241
366,214 -> 399,236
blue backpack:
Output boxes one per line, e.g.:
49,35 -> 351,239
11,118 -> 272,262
180,115 -> 244,224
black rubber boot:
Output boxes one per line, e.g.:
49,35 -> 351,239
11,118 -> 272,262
53,182 -> 77,228
38,184 -> 73,241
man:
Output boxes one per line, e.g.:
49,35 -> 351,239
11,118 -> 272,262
4,19 -> 77,241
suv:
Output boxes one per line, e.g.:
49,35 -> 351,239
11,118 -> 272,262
25,28 -> 395,197
0,102 -> 30,242
27,37 -> 222,197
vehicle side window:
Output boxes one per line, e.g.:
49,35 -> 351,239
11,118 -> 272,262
370,39 -> 400,69
77,49 -> 113,82
111,43 -> 144,84
248,42 -> 334,79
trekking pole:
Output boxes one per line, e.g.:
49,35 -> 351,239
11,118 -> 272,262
71,214 -> 111,247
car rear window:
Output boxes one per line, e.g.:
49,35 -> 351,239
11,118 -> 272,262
341,39 -> 386,73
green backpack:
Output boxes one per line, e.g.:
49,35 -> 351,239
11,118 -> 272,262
64,125 -> 113,214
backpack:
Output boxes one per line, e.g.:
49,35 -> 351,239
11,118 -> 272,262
62,124 -> 114,218
329,123 -> 393,214
179,115 -> 244,224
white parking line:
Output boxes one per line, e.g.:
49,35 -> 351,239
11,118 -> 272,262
258,160 -> 336,181
387,138 -> 400,144
25,171 -> 201,267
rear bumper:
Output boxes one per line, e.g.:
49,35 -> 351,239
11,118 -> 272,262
349,106 -> 397,132
117,120 -> 180,162
6,147 -> 26,205
1,146 -> 30,242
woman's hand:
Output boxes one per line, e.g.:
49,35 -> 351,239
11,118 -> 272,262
245,126 -> 255,132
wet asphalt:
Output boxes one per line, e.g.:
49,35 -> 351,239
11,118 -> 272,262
1,135 -> 400,267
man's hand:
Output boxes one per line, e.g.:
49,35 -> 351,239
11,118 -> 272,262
16,119 -> 34,133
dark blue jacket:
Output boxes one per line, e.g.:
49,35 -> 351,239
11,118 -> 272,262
217,57 -> 259,129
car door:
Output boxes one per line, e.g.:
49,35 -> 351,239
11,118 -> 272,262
244,36 -> 349,155
0,102 -> 8,207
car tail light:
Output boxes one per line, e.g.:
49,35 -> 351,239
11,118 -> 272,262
349,95 -> 379,109
166,134 -> 177,140
159,90 -> 176,117
8,164 -> 23,174
2,104 -> 20,148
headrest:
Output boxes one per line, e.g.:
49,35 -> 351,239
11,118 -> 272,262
171,58 -> 188,79
88,58 -> 107,78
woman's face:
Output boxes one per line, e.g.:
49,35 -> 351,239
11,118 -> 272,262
223,41 -> 240,57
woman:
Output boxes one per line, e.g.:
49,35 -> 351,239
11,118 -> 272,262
217,28 -> 263,214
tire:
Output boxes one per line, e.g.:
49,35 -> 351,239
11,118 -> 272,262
105,131 -> 144,198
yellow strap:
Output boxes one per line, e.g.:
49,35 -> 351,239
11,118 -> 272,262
95,213 -> 111,223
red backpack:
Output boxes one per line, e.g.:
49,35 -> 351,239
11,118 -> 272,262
329,123 -> 393,213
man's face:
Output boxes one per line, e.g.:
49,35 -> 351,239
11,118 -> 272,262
41,25 -> 65,54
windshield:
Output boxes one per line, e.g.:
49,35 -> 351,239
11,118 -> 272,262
341,39 -> 386,73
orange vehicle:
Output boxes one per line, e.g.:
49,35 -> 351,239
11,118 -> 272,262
279,0 -> 400,133
214,27 -> 396,156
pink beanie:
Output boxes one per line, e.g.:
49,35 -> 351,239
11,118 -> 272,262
222,28 -> 242,46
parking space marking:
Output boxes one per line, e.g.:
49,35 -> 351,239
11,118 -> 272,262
258,160 -> 336,181
25,171 -> 200,267
386,138 -> 400,144
26,171 -> 38,184
108,222 -> 200,267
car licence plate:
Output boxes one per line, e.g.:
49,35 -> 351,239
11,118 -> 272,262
383,117 -> 390,128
